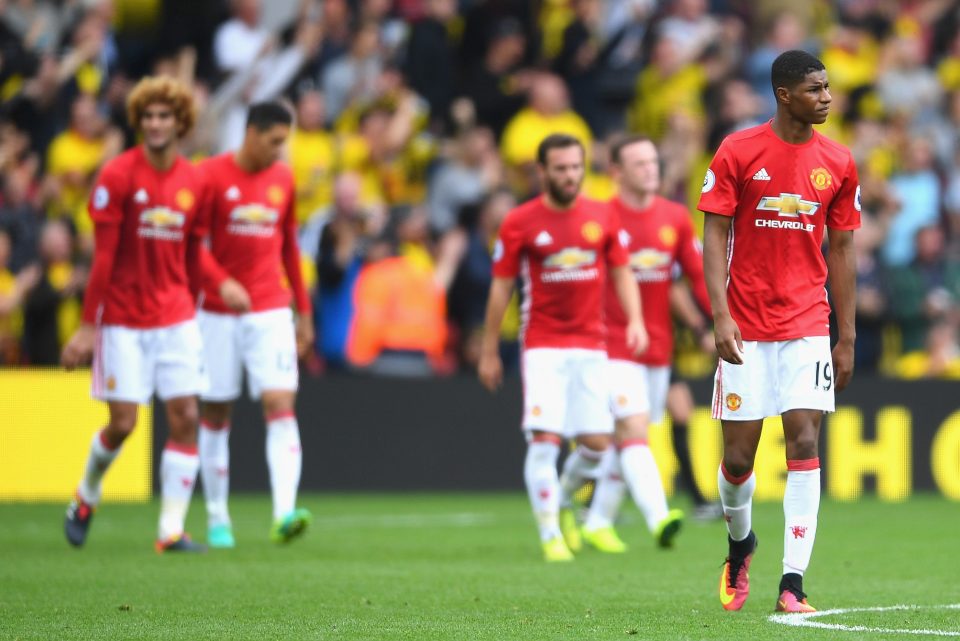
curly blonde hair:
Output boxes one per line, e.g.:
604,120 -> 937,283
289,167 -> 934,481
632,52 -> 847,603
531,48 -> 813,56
126,76 -> 197,138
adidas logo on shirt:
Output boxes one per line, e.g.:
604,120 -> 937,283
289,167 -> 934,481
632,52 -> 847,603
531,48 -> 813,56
134,188 -> 149,204
752,168 -> 772,181
534,231 -> 553,246
225,186 -> 241,201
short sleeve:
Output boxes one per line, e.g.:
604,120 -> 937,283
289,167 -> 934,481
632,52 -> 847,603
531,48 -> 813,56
491,211 -> 523,278
697,139 -> 739,217
604,206 -> 628,267
827,154 -> 862,231
88,161 -> 127,226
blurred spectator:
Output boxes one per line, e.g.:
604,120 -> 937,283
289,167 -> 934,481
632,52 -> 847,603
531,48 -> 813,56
427,125 -> 502,235
289,87 -> 336,225
0,227 -> 31,364
627,32 -> 706,143
308,173 -> 385,368
346,211 -> 448,377
359,0 -> 408,59
1,0 -> 68,54
322,21 -> 384,124
500,73 -> 592,197
403,0 -> 458,131
851,213 -> 889,372
882,137 -> 941,267
876,33 -> 942,125
887,225 -> 960,377
213,0 -> 271,74
553,0 -> 606,134
458,17 -> 531,139
448,188 -> 519,370
0,147 -> 42,271
44,93 -> 120,239
21,219 -> 82,365
656,0 -> 721,65
745,11 -> 810,118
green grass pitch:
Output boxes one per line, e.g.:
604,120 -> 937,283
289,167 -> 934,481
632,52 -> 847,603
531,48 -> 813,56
1,494 -> 957,640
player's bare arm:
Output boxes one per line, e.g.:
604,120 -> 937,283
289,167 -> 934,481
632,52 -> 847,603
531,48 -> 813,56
827,227 -> 856,391
478,276 -> 514,392
61,323 -> 96,370
703,212 -> 743,365
610,264 -> 648,355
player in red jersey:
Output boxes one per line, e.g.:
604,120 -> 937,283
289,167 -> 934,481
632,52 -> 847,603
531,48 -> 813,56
558,135 -> 710,553
62,77 -> 209,553
479,133 -> 648,562
700,51 -> 859,613
195,101 -> 314,548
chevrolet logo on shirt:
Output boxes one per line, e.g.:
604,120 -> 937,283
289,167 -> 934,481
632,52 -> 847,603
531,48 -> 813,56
629,249 -> 672,270
756,193 -> 819,218
543,248 -> 597,270
229,204 -> 279,224
139,207 -> 185,227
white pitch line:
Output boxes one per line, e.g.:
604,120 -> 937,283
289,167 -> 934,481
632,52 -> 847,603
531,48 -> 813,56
769,604 -> 960,637
309,512 -> 497,529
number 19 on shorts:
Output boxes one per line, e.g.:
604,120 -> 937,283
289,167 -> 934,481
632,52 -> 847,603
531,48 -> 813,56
814,360 -> 832,391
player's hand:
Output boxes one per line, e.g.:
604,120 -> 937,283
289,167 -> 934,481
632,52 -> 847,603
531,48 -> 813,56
61,323 -> 96,370
219,278 -> 251,313
295,313 -> 314,358
831,339 -> 855,392
714,314 -> 744,365
478,351 -> 503,392
626,320 -> 649,356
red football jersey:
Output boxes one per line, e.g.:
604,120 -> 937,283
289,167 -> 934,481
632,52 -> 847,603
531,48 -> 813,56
83,147 -> 206,328
697,122 -> 860,341
492,195 -> 628,350
606,196 -> 711,365
198,153 -> 311,315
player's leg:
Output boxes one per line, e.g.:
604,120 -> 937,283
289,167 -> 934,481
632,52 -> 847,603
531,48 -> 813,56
243,308 -> 308,543
66,325 -> 149,547
66,401 -> 139,547
199,401 -> 234,547
154,319 -> 208,553
714,340 -> 773,610
557,440 -> 604,552
775,336 -> 834,613
197,310 -> 242,547
777,408 -> 822,613
668,377 -> 721,520
260,390 -> 311,543
521,348 -> 571,561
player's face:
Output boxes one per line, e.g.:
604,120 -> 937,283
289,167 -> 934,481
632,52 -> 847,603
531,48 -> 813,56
540,145 -> 584,206
250,123 -> 290,168
140,103 -> 179,152
613,140 -> 659,197
787,70 -> 832,125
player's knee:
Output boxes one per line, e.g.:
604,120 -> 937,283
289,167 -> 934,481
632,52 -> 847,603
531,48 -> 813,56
577,433 -> 611,452
166,399 -> 199,438
786,433 -> 819,461
202,402 -> 231,426
722,452 -> 754,478
261,391 -> 295,417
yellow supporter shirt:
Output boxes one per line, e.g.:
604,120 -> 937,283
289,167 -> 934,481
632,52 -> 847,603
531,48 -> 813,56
628,64 -> 706,142
500,107 -> 594,168
46,130 -> 105,234
289,127 -> 337,225
0,269 -> 23,339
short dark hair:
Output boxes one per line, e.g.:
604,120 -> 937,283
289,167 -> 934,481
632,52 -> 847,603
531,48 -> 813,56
610,134 -> 653,164
246,101 -> 293,131
771,50 -> 825,94
536,133 -> 583,166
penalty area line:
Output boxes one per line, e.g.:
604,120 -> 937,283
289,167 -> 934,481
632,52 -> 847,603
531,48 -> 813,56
768,604 -> 960,637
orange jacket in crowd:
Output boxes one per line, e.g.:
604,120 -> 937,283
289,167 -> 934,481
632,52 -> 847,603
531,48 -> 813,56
346,256 -> 447,366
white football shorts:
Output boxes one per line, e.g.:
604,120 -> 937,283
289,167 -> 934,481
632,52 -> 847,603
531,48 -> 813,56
92,318 -> 208,403
607,360 -> 671,424
711,336 -> 835,420
198,307 -> 298,401
521,347 -> 611,437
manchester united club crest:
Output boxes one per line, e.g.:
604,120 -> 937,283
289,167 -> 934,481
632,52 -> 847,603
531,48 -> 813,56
810,167 -> 832,191
581,221 -> 603,243
659,225 -> 677,247
175,188 -> 195,210
267,185 -> 285,206
725,393 -> 742,411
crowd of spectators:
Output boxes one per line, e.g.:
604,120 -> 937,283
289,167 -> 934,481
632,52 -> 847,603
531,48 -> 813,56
1,0 -> 958,379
